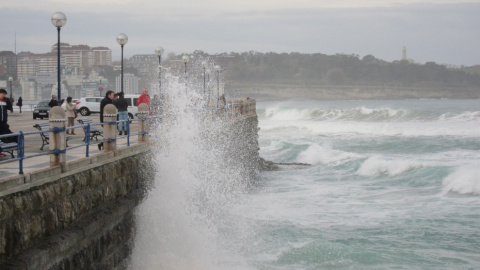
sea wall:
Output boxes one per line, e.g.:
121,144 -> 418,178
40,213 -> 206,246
0,143 -> 154,269
0,112 -> 259,269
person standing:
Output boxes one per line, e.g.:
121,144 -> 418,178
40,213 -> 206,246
136,88 -> 150,108
98,90 -> 114,150
115,92 -> 129,135
48,95 -> 58,107
0,89 -> 13,134
65,96 -> 77,135
17,96 -> 22,113
0,89 -> 14,155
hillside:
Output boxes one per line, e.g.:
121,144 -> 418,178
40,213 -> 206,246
217,52 -> 480,100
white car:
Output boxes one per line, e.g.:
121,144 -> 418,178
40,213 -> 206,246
76,97 -> 103,116
76,95 -> 140,118
123,94 -> 140,118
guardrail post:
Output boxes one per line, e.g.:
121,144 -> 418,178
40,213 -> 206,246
49,106 -> 67,172
137,103 -> 149,142
103,104 -> 117,152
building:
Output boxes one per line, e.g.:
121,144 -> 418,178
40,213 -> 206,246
17,58 -> 37,80
92,47 -> 112,66
0,51 -> 17,79
20,79 -> 37,101
116,73 -> 139,94
16,43 -> 112,79
128,54 -> 157,77
51,43 -> 112,74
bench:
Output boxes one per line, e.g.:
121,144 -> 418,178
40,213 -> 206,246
33,123 -> 71,150
0,141 -> 17,158
77,118 -> 103,141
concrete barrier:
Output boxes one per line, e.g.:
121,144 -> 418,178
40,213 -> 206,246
0,98 -> 258,269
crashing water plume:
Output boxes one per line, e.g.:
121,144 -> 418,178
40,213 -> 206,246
129,57 -> 258,270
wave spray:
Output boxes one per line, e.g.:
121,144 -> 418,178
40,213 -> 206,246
129,61 -> 258,270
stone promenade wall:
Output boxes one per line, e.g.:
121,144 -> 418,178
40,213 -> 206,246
0,111 -> 258,269
0,143 -> 153,269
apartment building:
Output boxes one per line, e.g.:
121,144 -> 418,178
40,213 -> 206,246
115,73 -> 139,94
17,43 -> 112,78
0,51 -> 17,79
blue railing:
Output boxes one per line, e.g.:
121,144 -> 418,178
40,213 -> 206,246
209,100 -> 256,119
0,118 -> 150,175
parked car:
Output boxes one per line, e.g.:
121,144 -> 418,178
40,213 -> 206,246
76,97 -> 102,116
124,94 -> 140,119
33,101 -> 51,120
76,95 -> 141,118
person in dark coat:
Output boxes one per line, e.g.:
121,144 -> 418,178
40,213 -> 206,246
0,88 -> 13,132
114,92 -> 129,135
48,95 -> 59,107
0,89 -> 15,155
98,90 -> 114,150
17,96 -> 23,113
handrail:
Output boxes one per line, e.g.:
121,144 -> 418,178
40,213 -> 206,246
0,99 -> 256,175
0,119 -> 138,174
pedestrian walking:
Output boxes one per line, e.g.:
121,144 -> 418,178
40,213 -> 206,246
17,96 -> 22,113
65,97 -> 77,135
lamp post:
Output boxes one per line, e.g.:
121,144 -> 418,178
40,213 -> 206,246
8,77 -> 13,101
116,33 -> 128,94
206,68 -> 211,102
201,61 -> 207,95
214,65 -> 220,110
155,46 -> 164,94
51,12 -> 67,102
99,79 -> 103,95
182,55 -> 189,92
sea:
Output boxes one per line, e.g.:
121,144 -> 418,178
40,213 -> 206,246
129,97 -> 480,270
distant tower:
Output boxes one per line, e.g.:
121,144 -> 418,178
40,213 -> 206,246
402,46 -> 407,61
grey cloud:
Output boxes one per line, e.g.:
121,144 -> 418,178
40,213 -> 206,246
1,2 -> 479,66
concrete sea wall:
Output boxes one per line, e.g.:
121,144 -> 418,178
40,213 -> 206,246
0,111 -> 259,269
0,143 -> 153,269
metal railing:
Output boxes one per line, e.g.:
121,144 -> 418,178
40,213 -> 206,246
0,118 -> 150,175
207,99 -> 256,119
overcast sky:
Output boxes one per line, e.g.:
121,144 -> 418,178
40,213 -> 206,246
1,0 -> 479,66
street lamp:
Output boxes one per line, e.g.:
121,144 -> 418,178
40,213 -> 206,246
155,46 -> 164,94
182,55 -> 189,92
8,77 -> 13,101
201,61 -> 207,95
214,65 -> 221,110
116,33 -> 128,94
206,68 -> 211,102
51,12 -> 67,102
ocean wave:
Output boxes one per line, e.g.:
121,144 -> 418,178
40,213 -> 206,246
295,143 -> 358,165
439,111 -> 480,121
356,156 -> 421,177
442,165 -> 480,195
262,106 -> 428,122
261,106 -> 480,123
259,117 -> 480,138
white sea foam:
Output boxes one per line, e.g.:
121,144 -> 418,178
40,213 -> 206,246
442,165 -> 480,195
296,143 -> 357,165
439,111 -> 480,121
130,65 -> 254,270
356,156 -> 420,177
260,118 -> 480,138
265,106 -> 316,121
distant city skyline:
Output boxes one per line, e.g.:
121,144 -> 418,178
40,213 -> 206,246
1,0 -> 479,66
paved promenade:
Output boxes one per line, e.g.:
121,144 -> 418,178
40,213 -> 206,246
0,111 -> 141,179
